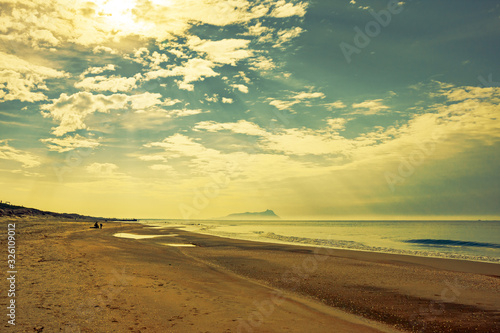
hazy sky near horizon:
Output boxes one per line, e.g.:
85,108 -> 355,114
0,0 -> 499,219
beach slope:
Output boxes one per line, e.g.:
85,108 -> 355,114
3,219 -> 499,332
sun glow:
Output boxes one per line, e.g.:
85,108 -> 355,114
94,0 -> 138,30
91,0 -> 175,36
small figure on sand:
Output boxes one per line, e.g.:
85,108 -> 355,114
90,222 -> 99,229
100,223 -> 103,229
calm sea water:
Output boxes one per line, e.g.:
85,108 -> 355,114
140,219 -> 500,263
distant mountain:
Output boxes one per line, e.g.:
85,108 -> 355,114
222,209 -> 280,220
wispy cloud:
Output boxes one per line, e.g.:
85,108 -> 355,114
0,141 -> 41,168
351,99 -> 389,115
269,91 -> 325,111
41,134 -> 101,153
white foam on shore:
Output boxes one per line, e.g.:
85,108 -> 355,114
139,220 -> 500,264
161,243 -> 196,247
179,226 -> 500,264
114,233 -> 165,239
258,232 -> 500,263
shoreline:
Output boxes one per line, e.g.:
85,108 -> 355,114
4,219 -> 499,332
139,221 -> 500,277
141,221 -> 500,265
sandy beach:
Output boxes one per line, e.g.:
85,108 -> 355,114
2,219 -> 499,333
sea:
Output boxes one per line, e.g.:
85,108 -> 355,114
139,219 -> 500,264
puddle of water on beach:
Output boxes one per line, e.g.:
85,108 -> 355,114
114,233 -> 166,239
161,243 -> 196,247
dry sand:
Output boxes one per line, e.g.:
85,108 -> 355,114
1,219 -> 499,332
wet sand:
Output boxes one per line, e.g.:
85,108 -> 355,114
2,219 -> 499,332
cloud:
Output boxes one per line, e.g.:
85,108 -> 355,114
326,118 -> 348,130
141,132 -> 331,182
139,155 -> 167,162
249,56 -> 276,71
350,86 -> 500,165
325,101 -> 347,110
0,0 -> 308,55
145,58 -> 219,91
194,120 -> 268,136
192,84 -> 500,161
0,1 -> 115,48
262,128 -> 355,156
130,0 -> 272,39
148,51 -> 170,70
193,118 -> 354,156
270,1 -> 308,18
145,134 -> 214,158
351,99 -> 389,115
30,29 -> 59,47
40,134 -> 101,153
0,51 -> 68,102
40,92 -> 170,136
442,86 -> 500,102
269,91 -> 325,110
349,0 -> 370,10
231,84 -> 249,93
293,92 -> 325,100
40,92 -> 129,136
119,107 -> 205,130
166,109 -> 205,117
274,27 -> 304,48
149,164 -> 175,171
139,83 -> 500,187
204,94 -> 219,103
86,162 -> 119,176
187,37 -> 252,65
80,64 -> 116,77
269,99 -> 299,110
0,141 -> 41,168
242,22 -> 274,43
222,97 -> 234,104
92,46 -> 118,54
126,49 -> 170,69
75,75 -> 138,92
142,134 -> 255,178
128,92 -> 171,109
236,71 -> 251,84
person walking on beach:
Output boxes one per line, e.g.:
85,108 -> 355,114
100,223 -> 103,229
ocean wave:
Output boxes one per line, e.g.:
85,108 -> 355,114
257,232 -> 500,264
404,239 -> 500,249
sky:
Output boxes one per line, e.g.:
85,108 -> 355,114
0,0 -> 499,219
